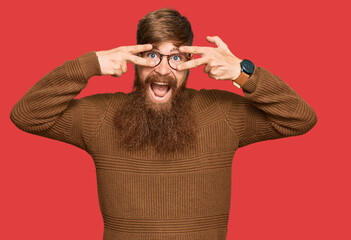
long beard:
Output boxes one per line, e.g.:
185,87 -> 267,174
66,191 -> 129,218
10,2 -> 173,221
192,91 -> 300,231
114,69 -> 196,154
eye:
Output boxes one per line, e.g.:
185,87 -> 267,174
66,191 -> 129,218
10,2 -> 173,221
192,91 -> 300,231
148,52 -> 157,59
172,54 -> 181,61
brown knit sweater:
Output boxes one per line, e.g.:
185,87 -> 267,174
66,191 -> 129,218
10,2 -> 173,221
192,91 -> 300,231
10,51 -> 317,240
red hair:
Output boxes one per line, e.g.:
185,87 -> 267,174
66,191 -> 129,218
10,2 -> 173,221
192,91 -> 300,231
136,8 -> 194,47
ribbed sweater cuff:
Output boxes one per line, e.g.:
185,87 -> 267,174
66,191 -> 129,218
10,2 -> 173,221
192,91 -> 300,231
76,51 -> 102,79
241,66 -> 260,93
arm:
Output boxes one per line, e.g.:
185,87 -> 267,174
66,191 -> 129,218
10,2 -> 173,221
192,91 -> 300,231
10,44 -> 157,151
219,66 -> 318,148
178,36 -> 317,148
9,51 -> 108,151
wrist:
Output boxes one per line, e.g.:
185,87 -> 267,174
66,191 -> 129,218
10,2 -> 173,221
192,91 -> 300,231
231,59 -> 243,80
232,59 -> 255,88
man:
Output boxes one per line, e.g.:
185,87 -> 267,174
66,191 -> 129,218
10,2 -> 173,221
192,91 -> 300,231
10,8 -> 317,240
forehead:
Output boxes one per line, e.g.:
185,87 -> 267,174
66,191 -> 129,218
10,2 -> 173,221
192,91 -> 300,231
152,41 -> 179,53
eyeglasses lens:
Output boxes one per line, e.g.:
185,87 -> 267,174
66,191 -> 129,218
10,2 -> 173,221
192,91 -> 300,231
141,51 -> 187,69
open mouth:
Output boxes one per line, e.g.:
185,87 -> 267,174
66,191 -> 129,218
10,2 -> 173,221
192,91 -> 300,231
149,82 -> 172,102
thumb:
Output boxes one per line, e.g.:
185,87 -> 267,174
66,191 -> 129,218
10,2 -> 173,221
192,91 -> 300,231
206,36 -> 228,49
206,36 -> 216,44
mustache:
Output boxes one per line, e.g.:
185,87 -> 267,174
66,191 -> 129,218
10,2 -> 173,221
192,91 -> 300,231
145,74 -> 177,91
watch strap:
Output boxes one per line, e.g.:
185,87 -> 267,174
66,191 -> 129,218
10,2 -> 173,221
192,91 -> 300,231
232,71 -> 250,88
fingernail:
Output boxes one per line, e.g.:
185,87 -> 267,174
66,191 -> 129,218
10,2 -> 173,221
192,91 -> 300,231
179,47 -> 184,51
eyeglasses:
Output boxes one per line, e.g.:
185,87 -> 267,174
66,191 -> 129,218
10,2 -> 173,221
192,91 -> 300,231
139,50 -> 192,70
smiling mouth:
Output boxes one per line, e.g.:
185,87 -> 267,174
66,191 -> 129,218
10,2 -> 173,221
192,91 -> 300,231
149,82 -> 172,102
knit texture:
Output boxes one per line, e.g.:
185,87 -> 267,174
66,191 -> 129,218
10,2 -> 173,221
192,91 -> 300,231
10,51 -> 317,240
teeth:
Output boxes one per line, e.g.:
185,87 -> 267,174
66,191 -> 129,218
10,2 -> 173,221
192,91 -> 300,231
154,82 -> 168,85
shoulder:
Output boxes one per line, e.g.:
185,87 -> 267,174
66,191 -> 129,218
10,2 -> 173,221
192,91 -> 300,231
184,87 -> 247,116
79,91 -> 129,104
72,93 -> 117,119
187,87 -> 247,106
78,92 -> 114,107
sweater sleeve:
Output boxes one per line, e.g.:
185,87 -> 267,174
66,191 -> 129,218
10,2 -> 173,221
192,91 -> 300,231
9,51 -> 110,152
219,66 -> 318,148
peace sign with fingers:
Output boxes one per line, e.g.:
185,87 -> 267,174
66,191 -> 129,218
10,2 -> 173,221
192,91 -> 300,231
96,44 -> 157,77
177,36 -> 243,81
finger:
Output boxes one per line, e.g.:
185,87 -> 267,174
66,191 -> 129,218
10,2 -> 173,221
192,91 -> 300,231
204,64 -> 211,73
125,54 -> 155,67
208,72 -> 218,80
177,57 -> 209,70
121,62 -> 127,74
206,36 -> 227,48
123,44 -> 153,54
179,46 -> 209,55
112,68 -> 123,78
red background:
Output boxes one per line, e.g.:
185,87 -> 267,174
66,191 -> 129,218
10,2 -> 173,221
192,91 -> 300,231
1,0 -> 350,239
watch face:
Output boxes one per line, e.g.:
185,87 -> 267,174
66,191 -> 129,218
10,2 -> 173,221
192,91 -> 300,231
241,59 -> 255,75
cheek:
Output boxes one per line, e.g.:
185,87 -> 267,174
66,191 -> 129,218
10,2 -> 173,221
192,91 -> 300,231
137,67 -> 153,82
176,71 -> 188,87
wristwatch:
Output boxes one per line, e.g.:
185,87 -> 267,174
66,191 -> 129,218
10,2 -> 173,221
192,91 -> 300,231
232,59 -> 255,88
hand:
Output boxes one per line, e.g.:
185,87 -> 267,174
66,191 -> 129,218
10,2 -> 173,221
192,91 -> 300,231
177,36 -> 243,80
96,44 -> 156,77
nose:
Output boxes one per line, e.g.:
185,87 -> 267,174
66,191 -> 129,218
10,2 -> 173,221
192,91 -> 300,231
154,57 -> 172,75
